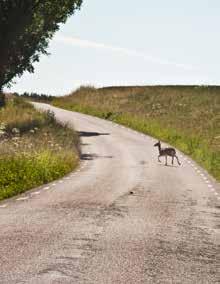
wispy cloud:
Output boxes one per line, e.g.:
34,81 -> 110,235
55,35 -> 194,70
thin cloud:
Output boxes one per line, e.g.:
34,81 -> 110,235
55,35 -> 194,70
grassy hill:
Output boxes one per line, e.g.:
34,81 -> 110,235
0,97 -> 79,200
53,85 -> 220,181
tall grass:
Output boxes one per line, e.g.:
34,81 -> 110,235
0,97 -> 80,201
53,85 -> 220,181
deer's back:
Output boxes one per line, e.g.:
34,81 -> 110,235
161,147 -> 176,156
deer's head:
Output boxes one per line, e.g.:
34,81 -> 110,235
154,141 -> 161,147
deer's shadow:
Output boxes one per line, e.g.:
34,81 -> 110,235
158,163 -> 179,168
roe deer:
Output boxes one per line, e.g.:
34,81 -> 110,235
154,141 -> 181,166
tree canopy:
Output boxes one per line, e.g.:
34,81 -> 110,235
0,0 -> 82,90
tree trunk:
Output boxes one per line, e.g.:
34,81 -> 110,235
0,86 -> 5,108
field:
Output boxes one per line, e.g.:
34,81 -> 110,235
53,86 -> 220,181
0,96 -> 80,200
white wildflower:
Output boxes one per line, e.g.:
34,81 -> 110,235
12,137 -> 19,141
12,128 -> 20,134
0,123 -> 6,130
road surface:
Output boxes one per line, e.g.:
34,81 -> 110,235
0,103 -> 219,284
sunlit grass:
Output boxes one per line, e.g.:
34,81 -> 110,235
0,97 -> 80,200
53,85 -> 220,181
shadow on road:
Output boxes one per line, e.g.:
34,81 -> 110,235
158,163 -> 179,168
80,153 -> 113,161
77,131 -> 110,137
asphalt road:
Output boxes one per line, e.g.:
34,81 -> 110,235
0,103 -> 219,284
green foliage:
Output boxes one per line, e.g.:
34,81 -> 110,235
0,150 -> 78,201
0,0 -> 82,88
0,97 -> 79,200
53,85 -> 220,181
19,91 -> 55,102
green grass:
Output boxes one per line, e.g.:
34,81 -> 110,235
0,97 -> 80,201
53,85 -> 220,181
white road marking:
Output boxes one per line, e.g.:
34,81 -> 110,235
207,184 -> 213,188
16,197 -> 29,201
0,204 -> 7,208
44,186 -> 50,190
58,180 -> 63,184
214,192 -> 218,196
52,183 -> 57,186
31,191 -> 40,195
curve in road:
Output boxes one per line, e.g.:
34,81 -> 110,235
0,103 -> 219,283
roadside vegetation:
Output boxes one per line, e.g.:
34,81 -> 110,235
53,85 -> 220,181
0,96 -> 80,201
17,92 -> 55,103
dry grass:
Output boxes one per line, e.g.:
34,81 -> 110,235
53,85 -> 220,181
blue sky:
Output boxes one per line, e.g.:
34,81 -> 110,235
7,0 -> 220,95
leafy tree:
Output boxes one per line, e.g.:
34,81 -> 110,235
0,0 -> 82,89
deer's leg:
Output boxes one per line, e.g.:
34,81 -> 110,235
175,155 -> 181,165
165,155 -> 168,166
158,155 -> 161,162
172,156 -> 174,165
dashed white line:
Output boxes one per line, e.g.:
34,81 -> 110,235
16,197 -> 29,201
43,186 -> 50,190
0,204 -> 8,208
58,180 -> 63,184
31,191 -> 40,195
52,183 -> 57,186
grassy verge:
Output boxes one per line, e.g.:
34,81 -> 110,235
53,86 -> 220,181
0,96 -> 80,201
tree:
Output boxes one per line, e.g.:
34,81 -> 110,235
0,0 -> 82,90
